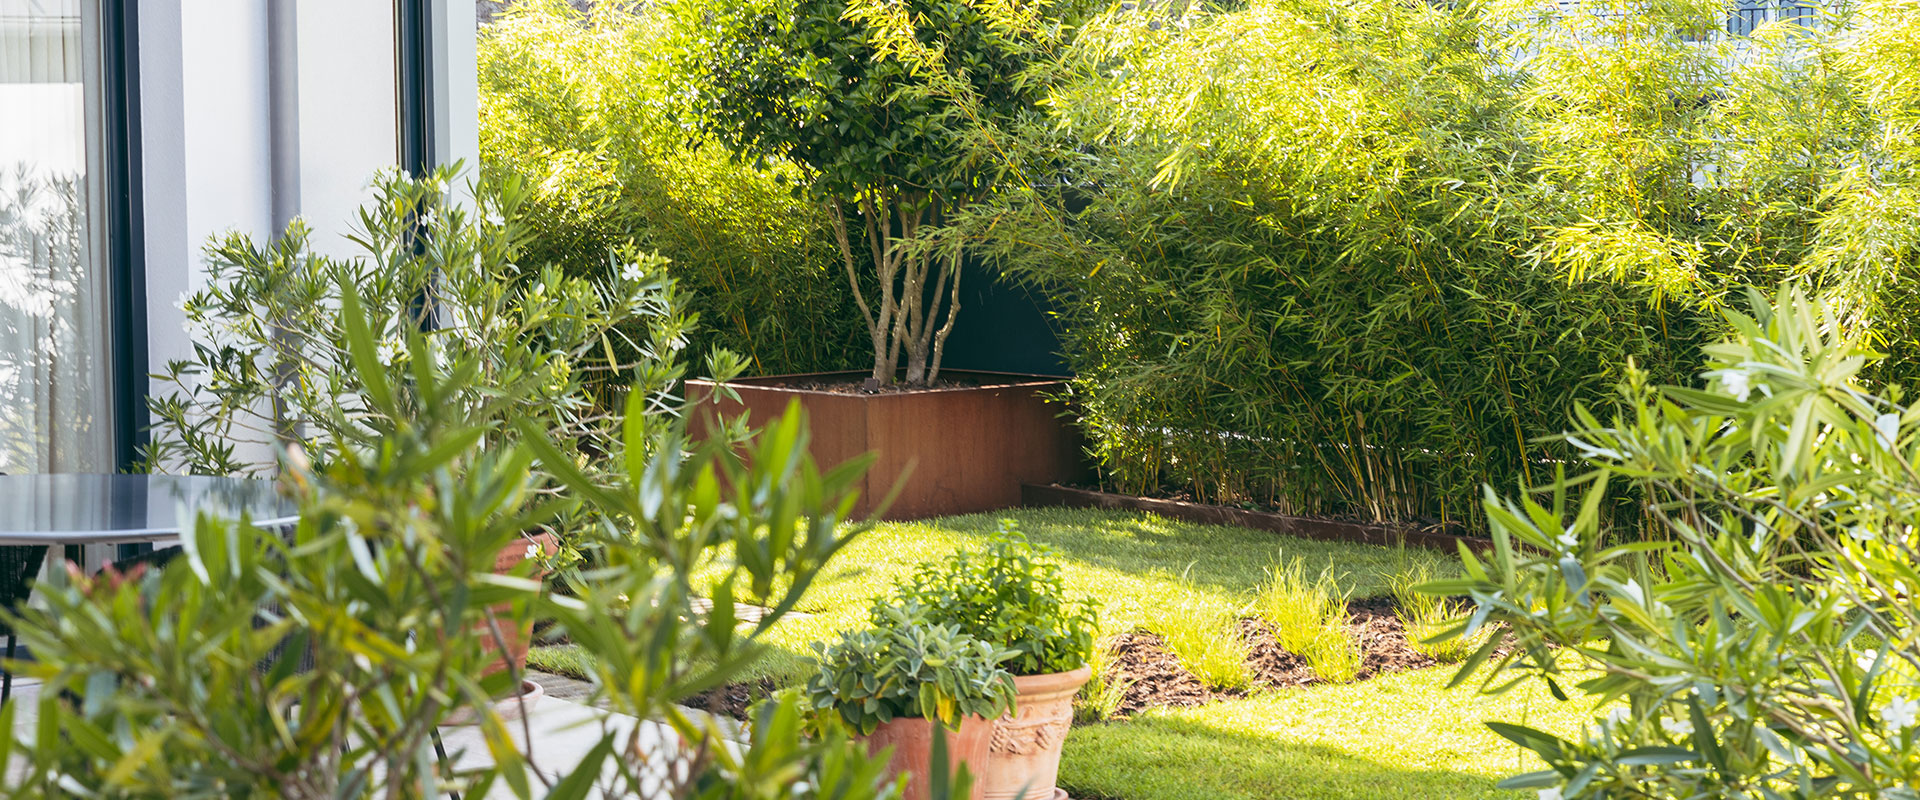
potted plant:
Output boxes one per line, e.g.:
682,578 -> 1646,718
809,605 -> 1019,800
889,521 -> 1099,800
678,0 -> 1086,519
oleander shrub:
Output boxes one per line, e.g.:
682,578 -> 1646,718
1439,287 -> 1920,797
478,0 -> 865,375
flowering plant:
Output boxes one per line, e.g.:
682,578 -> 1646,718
1430,287 -> 1920,798
144,167 -> 749,567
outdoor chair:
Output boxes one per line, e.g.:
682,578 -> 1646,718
0,544 -> 48,704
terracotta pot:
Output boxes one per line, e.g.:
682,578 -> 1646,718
982,665 -> 1092,800
476,532 -> 557,678
863,715 -> 996,800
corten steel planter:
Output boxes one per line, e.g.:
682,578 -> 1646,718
685,371 -> 1088,520
982,665 -> 1091,800
862,715 -> 995,800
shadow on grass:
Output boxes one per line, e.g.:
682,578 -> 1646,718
1061,712 -> 1523,800
924,508 -> 1431,600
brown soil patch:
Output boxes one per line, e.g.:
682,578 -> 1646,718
1348,596 -> 1439,678
681,677 -> 779,720
1238,617 -> 1317,690
1104,631 -> 1213,716
771,377 -> 983,395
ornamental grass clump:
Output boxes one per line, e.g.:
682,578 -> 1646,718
1151,586 -> 1252,693
1440,287 -> 1920,797
886,520 -> 1099,676
1252,559 -> 1349,655
1391,561 -> 1485,664
1072,643 -> 1132,724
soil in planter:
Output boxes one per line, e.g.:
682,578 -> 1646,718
772,376 -> 986,395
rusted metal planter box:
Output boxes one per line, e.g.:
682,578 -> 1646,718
685,371 -> 1087,520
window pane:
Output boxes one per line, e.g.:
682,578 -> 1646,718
0,0 -> 114,474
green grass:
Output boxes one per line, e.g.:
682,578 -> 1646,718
527,507 -> 1584,799
1061,666 -> 1591,800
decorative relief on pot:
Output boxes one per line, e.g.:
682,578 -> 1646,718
990,712 -> 1071,755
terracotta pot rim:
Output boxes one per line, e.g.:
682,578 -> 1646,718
1010,664 -> 1093,691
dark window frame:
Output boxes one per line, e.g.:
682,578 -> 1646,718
101,0 -> 146,474
397,0 -> 435,178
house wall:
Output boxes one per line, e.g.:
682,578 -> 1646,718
136,0 -> 477,467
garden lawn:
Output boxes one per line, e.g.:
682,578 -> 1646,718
530,507 -> 1591,799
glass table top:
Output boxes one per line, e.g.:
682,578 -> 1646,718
0,474 -> 298,545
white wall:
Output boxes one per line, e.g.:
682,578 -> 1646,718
295,0 -> 399,259
137,0 -> 479,469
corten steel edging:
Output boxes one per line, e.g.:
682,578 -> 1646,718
685,371 -> 1088,521
1020,483 -> 1495,555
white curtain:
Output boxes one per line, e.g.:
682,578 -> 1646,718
0,0 -> 114,476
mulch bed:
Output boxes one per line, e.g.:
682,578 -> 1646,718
682,677 -> 780,720
1099,597 -> 1442,719
682,598 -> 1471,723
1106,632 -> 1214,716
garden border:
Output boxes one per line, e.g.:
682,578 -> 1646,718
1019,484 -> 1492,554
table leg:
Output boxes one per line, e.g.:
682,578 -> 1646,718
63,544 -> 80,572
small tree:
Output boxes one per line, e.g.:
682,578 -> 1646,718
680,0 -> 1045,386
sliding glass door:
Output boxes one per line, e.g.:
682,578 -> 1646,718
0,0 -> 115,476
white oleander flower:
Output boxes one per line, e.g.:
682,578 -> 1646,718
1719,368 -> 1754,402
1660,717 -> 1693,738
1880,697 -> 1919,731
1537,789 -> 1563,800
377,338 -> 403,365
1603,706 -> 1631,728
1858,650 -> 1879,671
620,261 -> 646,282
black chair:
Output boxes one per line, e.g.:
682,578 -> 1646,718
0,544 -> 48,704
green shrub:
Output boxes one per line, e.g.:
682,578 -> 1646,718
809,604 -> 1019,735
1442,286 -> 1920,797
887,520 -> 1100,676
1151,588 -> 1252,693
478,1 -> 864,375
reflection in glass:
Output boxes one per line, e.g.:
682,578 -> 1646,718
0,0 -> 113,474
